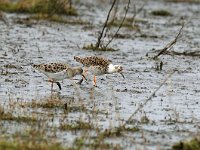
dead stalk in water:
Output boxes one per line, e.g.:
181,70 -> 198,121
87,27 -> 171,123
95,0 -> 117,48
153,23 -> 184,59
165,50 -> 200,57
105,0 -> 131,48
123,70 -> 177,127
109,0 -> 119,24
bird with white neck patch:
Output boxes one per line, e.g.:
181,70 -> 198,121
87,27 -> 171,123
74,56 -> 124,86
33,63 -> 86,91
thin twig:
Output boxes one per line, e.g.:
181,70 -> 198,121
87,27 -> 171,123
105,0 -> 131,48
166,50 -> 200,57
153,23 -> 184,59
95,0 -> 117,48
122,70 -> 177,127
109,0 -> 119,25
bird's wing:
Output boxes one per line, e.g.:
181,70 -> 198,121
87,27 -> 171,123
74,56 -> 111,67
33,63 -> 70,73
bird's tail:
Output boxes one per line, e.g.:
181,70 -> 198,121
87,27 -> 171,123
32,64 -> 43,71
32,64 -> 39,69
74,56 -> 82,63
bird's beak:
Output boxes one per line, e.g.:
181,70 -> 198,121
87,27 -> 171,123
120,72 -> 125,79
82,74 -> 87,81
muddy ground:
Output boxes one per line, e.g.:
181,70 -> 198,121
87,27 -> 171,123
0,0 -> 200,149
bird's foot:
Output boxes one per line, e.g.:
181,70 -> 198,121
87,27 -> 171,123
77,78 -> 89,85
93,84 -> 100,88
77,78 -> 83,85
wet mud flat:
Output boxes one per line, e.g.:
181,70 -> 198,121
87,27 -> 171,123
0,0 -> 200,149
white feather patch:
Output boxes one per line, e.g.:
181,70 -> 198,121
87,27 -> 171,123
107,64 -> 115,74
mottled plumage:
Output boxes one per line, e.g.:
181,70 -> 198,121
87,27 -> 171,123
74,56 -> 124,86
33,63 -> 70,73
33,63 -> 85,91
74,56 -> 112,67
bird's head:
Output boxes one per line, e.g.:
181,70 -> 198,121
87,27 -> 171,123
108,64 -> 125,79
71,67 -> 87,81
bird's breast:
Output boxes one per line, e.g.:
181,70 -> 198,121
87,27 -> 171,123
89,66 -> 106,76
44,71 -> 67,81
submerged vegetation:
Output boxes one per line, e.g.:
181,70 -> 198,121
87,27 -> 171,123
0,140 -> 66,150
83,43 -> 117,51
0,0 -> 77,16
0,0 -> 96,25
73,137 -> 122,150
151,9 -> 173,16
0,106 -> 37,123
25,95 -> 66,108
60,121 -> 94,131
0,129 -> 66,150
31,15 -> 89,25
172,137 -> 200,150
0,94 -> 140,150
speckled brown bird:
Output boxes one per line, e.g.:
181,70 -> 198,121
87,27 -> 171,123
33,63 -> 86,91
74,56 -> 124,86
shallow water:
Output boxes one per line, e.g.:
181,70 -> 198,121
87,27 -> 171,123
0,0 -> 200,149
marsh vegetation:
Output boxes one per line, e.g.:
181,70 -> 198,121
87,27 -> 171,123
0,0 -> 200,149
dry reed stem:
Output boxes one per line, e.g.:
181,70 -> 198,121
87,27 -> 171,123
123,70 -> 177,127
153,23 -> 184,59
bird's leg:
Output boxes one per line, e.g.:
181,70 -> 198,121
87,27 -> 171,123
84,69 -> 88,76
93,75 -> 97,87
78,68 -> 88,85
51,81 -> 53,93
56,82 -> 62,90
120,72 -> 125,79
48,78 -> 54,93
83,69 -> 89,83
77,78 -> 83,85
